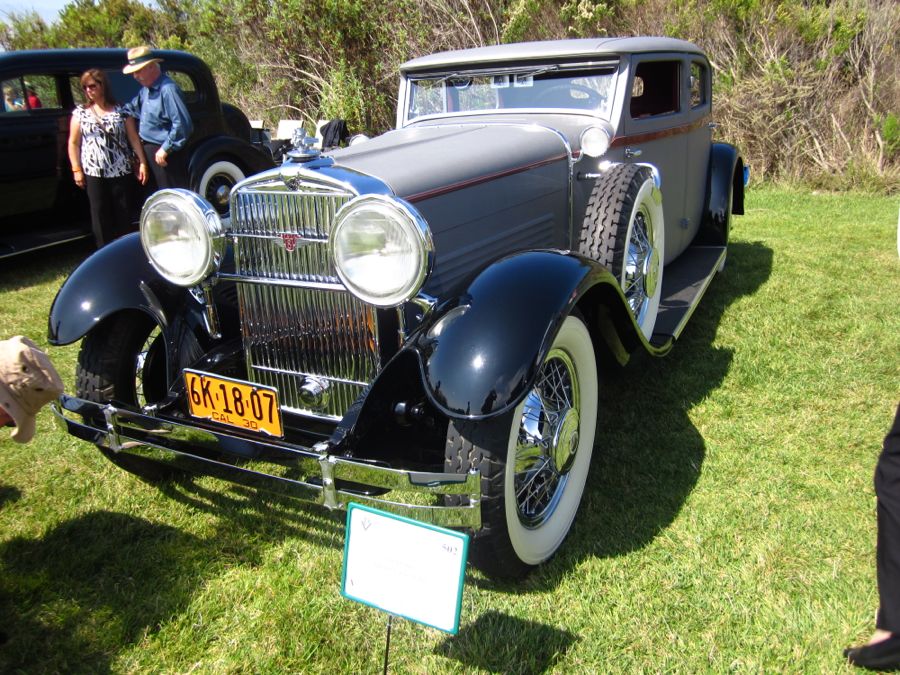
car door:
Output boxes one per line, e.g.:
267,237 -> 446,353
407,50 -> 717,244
683,57 -> 713,241
622,55 -> 689,264
0,73 -> 69,227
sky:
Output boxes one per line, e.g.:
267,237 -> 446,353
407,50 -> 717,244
0,0 -> 71,23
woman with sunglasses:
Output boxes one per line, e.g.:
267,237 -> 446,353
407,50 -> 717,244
67,69 -> 148,247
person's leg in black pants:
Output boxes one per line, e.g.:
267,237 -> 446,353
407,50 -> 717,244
84,175 -> 115,247
143,142 -> 190,190
846,403 -> 900,669
107,174 -> 140,238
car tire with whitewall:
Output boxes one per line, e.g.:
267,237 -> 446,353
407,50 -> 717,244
194,159 -> 245,220
444,314 -> 598,578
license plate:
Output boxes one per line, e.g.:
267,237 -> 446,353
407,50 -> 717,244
184,370 -> 283,437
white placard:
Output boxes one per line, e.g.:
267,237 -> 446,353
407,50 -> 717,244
341,503 -> 469,634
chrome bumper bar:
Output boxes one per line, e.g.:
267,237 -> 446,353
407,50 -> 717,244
53,395 -> 481,530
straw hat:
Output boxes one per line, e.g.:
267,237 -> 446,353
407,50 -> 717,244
123,45 -> 163,74
0,336 -> 64,443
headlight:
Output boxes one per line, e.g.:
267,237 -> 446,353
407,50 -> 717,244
332,195 -> 433,307
580,126 -> 611,158
140,189 -> 225,287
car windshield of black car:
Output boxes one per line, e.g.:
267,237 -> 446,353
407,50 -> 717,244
407,63 -> 617,121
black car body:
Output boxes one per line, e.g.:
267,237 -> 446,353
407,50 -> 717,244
0,48 -> 273,259
49,37 -> 746,578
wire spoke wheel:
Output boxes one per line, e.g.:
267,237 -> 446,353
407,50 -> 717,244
514,348 -> 580,528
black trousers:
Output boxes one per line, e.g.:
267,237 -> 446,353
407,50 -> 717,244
84,174 -> 139,248
142,142 -> 190,191
875,403 -> 900,631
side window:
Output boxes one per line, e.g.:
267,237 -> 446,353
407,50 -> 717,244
69,76 -> 82,107
690,61 -> 708,109
1,78 -> 25,113
166,70 -> 198,105
2,75 -> 61,113
629,60 -> 680,118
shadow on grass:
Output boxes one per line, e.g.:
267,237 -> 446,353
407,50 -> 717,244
0,510 -> 205,673
480,240 -> 774,591
158,478 -> 347,554
0,485 -> 21,508
435,610 -> 578,673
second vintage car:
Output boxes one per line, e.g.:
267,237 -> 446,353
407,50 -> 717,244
49,37 -> 746,578
0,48 -> 273,259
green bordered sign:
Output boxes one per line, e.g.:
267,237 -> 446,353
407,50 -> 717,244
341,503 -> 469,634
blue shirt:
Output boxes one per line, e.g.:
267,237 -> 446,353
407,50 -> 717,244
125,72 -> 193,153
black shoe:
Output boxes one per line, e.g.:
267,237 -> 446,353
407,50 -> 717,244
845,634 -> 900,670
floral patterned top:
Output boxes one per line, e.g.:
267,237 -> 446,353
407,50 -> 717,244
74,104 -> 133,178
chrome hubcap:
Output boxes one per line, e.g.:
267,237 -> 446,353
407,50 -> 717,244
514,348 -> 580,528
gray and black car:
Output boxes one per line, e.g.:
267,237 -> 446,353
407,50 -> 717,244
0,48 -> 272,259
49,37 -> 746,577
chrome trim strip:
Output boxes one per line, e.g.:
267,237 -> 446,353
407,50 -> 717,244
251,364 -> 369,388
216,272 -> 346,292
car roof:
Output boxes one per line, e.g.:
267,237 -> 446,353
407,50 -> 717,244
0,48 -> 206,73
401,36 -> 705,73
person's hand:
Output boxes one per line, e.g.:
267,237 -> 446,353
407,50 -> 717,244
137,162 -> 149,185
73,168 -> 85,189
154,147 -> 168,167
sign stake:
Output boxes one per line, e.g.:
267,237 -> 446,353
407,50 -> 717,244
383,614 -> 393,675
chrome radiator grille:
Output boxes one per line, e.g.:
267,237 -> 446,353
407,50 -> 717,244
230,180 -> 379,421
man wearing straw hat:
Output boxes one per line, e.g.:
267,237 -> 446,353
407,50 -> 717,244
0,336 -> 64,444
123,45 -> 193,190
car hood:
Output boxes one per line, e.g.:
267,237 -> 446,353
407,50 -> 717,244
327,123 -> 570,200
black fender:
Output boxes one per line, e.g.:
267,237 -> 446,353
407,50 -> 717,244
47,233 -> 197,347
187,135 -> 274,183
698,142 -> 744,245
406,250 -> 633,420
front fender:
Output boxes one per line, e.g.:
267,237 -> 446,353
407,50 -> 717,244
48,233 -> 189,345
409,250 -> 614,419
699,142 -> 743,245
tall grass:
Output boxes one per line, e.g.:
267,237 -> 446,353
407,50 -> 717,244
0,188 -> 897,672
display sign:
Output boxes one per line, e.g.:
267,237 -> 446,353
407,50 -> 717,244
341,503 -> 469,634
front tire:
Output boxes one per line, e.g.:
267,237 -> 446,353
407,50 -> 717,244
76,312 -> 173,481
579,164 -> 664,339
445,315 -> 598,578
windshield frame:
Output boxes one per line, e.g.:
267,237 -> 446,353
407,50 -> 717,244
399,59 -> 620,127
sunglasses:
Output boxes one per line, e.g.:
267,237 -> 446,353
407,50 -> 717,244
82,82 -> 100,90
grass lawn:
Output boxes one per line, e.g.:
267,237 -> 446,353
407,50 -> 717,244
0,187 -> 898,673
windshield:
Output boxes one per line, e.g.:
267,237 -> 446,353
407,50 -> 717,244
406,64 -> 617,123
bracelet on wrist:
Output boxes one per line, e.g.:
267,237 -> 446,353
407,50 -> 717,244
72,167 -> 82,173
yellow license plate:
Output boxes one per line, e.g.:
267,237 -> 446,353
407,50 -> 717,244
184,370 -> 283,437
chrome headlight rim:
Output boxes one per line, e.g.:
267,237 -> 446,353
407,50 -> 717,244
331,194 -> 433,308
580,126 -> 611,158
140,188 -> 225,287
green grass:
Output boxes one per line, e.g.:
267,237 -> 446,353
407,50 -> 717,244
1,187 -> 898,673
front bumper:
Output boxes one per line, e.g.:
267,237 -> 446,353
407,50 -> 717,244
53,395 -> 481,529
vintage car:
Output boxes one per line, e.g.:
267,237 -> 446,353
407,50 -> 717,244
49,37 -> 746,578
0,48 -> 272,259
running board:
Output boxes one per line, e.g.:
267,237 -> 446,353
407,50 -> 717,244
0,225 -> 91,260
650,245 -> 726,347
